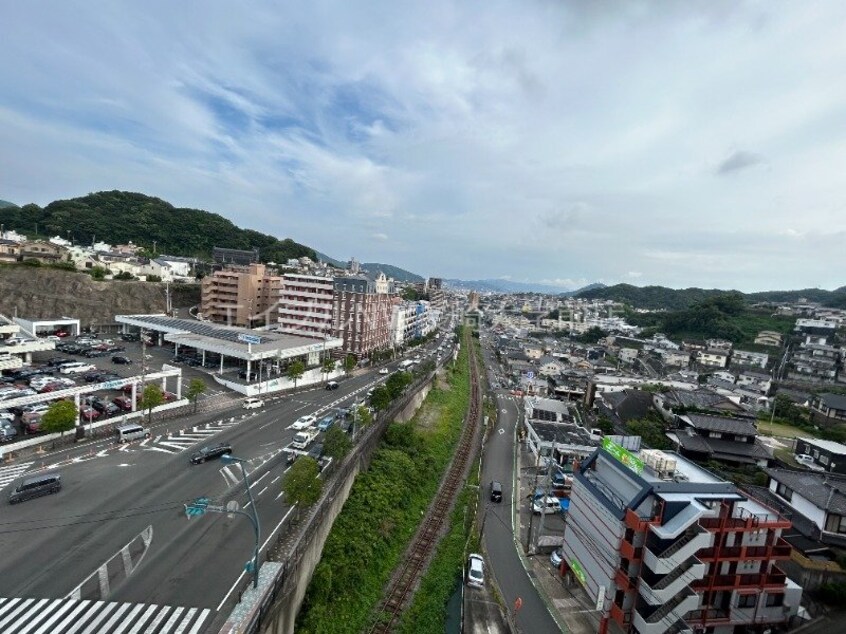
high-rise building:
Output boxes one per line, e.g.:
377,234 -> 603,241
277,273 -> 335,338
331,277 -> 394,358
390,300 -> 434,346
200,263 -> 282,327
560,444 -> 801,634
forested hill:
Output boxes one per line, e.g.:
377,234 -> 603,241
0,191 -> 316,263
362,263 -> 423,283
576,283 -> 846,309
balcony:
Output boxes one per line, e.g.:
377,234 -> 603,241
620,538 -> 643,561
639,557 -> 706,605
643,526 -> 713,575
699,506 -> 791,531
697,537 -> 792,561
609,602 -> 632,627
692,566 -> 787,591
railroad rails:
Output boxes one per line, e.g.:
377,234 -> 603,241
368,335 -> 482,633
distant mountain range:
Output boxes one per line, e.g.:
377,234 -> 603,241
444,279 -> 605,294
576,283 -> 846,309
362,263 -> 424,283
0,199 -> 18,209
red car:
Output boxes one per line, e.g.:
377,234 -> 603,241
112,396 -> 134,411
80,406 -> 100,422
162,391 -> 177,402
122,383 -> 142,395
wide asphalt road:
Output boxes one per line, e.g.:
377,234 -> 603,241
0,345 -> 444,628
479,339 -> 562,634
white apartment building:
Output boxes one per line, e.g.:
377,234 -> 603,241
390,300 -> 434,346
277,273 -> 334,338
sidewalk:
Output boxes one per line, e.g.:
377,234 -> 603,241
513,440 -> 599,634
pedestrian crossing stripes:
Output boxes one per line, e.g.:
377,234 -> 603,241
0,462 -> 34,491
144,420 -> 240,455
0,596 -> 211,634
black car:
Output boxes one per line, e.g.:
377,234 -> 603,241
121,333 -> 140,342
189,443 -> 233,464
112,355 -> 132,365
490,481 -> 503,503
101,402 -> 122,417
238,370 -> 258,381
46,357 -> 69,367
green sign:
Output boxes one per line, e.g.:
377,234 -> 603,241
601,437 -> 644,474
570,558 -> 587,586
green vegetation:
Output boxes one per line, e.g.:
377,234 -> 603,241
0,191 -> 316,262
343,354 -> 357,374
626,293 -> 794,346
817,581 -> 846,605
574,326 -> 606,343
369,385 -> 391,411
139,384 -> 165,425
40,401 -> 77,440
283,457 -> 323,513
626,417 -> 671,450
0,199 -> 18,209
321,358 -> 336,378
323,426 -> 352,461
397,486 -> 475,634
577,283 -> 846,310
286,360 -> 305,387
361,263 -> 424,283
296,331 -> 471,634
185,378 -> 207,413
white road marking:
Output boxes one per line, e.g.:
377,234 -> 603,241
258,486 -> 268,496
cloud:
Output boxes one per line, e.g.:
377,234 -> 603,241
1,1 -> 845,292
715,150 -> 766,175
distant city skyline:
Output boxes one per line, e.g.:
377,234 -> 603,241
2,2 -> 845,292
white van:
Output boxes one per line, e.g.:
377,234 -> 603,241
115,423 -> 151,443
532,496 -> 562,515
60,362 -> 95,375
243,397 -> 264,410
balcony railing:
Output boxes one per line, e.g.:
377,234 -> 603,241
692,567 -> 787,591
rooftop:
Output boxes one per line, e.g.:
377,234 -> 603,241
817,393 -> 846,411
798,437 -> 846,455
765,468 -> 846,514
681,413 -> 758,436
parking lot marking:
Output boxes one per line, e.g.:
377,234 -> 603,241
0,462 -> 34,490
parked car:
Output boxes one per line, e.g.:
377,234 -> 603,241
112,355 -> 132,365
238,370 -> 258,381
243,397 -> 264,410
325,381 -> 339,390
162,391 -> 177,402
490,481 -> 503,503
378,367 -> 389,375
79,406 -> 100,422
291,415 -> 316,430
795,454 -> 825,471
317,415 -> 335,432
190,443 -> 233,464
466,554 -> 485,588
0,420 -> 18,443
112,396 -> 134,411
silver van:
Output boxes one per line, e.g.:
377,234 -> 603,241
115,423 -> 151,443
9,473 -> 62,504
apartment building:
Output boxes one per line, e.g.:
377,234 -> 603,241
200,263 -> 282,327
390,300 -> 433,346
331,277 -> 394,358
277,273 -> 334,338
560,442 -> 801,634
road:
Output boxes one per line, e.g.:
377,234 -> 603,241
479,339 -> 562,634
0,336 -> 449,631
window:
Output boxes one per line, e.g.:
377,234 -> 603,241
765,593 -> 784,607
819,455 -> 830,465
775,482 -> 793,502
825,514 -> 846,534
737,594 -> 757,609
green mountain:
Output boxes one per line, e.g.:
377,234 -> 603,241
0,199 -> 18,209
576,283 -> 846,310
0,191 -> 315,263
362,262 -> 424,283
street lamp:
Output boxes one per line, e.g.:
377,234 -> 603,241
221,454 -> 261,589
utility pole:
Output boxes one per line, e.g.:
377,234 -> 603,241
525,441 -> 543,554
535,433 -> 559,553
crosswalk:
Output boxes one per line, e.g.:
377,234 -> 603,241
0,462 -> 34,491
142,419 -> 242,455
0,596 -> 211,634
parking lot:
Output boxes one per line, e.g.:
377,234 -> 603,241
1,333 -> 235,442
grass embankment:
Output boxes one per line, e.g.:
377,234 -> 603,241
295,332 -> 472,634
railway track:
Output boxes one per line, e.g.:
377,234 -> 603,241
368,333 -> 482,634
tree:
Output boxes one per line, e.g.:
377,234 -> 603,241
323,426 -> 352,461
343,354 -> 357,374
356,405 -> 373,429
626,418 -> 671,450
386,371 -> 412,400
186,378 -> 207,413
287,360 -> 305,387
89,266 -> 108,280
283,457 -> 323,517
146,274 -> 162,282
114,271 -> 135,280
139,384 -> 165,425
321,357 -> 336,380
40,400 -> 77,443
370,385 -> 391,411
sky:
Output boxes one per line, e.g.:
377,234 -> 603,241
2,1 -> 846,292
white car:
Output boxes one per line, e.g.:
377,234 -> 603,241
243,397 -> 264,410
292,415 -> 317,430
378,367 -> 389,375
795,454 -> 825,471
466,554 -> 485,588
